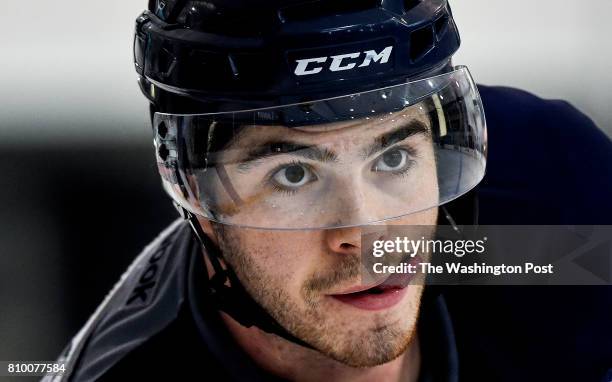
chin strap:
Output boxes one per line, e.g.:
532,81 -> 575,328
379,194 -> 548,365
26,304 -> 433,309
177,205 -> 315,350
428,191 -> 479,299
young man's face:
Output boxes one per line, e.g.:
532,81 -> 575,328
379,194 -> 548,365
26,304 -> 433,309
200,105 -> 439,367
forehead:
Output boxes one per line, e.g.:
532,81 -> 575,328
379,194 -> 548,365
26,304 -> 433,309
227,104 -> 431,148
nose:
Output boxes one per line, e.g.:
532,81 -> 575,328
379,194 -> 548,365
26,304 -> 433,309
322,178 -> 381,255
330,177 -> 380,227
324,226 -> 362,256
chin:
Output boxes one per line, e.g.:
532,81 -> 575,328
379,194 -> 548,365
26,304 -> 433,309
311,294 -> 422,368
324,320 -> 418,368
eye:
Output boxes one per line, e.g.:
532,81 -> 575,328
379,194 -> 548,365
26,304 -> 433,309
373,148 -> 412,172
272,163 -> 314,188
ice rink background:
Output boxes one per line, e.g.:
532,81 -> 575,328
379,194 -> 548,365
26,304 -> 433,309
0,0 -> 611,374
1,0 -> 610,146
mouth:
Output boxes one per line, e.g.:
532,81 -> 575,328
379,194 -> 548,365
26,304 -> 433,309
328,272 -> 413,311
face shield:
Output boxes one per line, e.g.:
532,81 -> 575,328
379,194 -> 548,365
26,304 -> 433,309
153,66 -> 486,230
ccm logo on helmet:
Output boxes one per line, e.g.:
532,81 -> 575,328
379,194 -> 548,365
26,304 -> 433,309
294,46 -> 393,76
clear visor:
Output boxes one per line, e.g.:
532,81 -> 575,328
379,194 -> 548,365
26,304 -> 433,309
154,66 -> 486,229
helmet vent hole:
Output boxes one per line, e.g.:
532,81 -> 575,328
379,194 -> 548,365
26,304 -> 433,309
410,25 -> 435,61
278,0 -> 382,23
158,144 -> 170,161
157,121 -> 168,138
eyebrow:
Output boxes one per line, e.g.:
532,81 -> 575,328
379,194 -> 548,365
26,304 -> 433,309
362,120 -> 430,158
237,142 -> 338,171
235,119 -> 429,170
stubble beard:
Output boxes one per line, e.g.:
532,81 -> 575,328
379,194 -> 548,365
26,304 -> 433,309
212,224 -> 423,368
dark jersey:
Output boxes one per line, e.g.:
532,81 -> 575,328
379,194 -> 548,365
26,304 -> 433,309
448,86 -> 612,382
477,86 -> 612,225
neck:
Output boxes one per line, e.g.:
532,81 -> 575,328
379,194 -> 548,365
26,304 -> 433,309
221,312 -> 421,382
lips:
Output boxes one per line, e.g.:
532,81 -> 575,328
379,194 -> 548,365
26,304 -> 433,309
332,282 -> 388,295
327,255 -> 421,311
330,283 -> 408,311
328,272 -> 414,311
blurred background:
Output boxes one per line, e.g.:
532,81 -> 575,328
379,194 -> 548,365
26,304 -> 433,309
0,0 -> 611,378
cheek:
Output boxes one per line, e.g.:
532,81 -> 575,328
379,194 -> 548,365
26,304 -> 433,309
238,230 -> 324,295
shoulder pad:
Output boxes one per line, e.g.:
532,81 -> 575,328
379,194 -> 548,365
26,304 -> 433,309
44,219 -> 197,381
